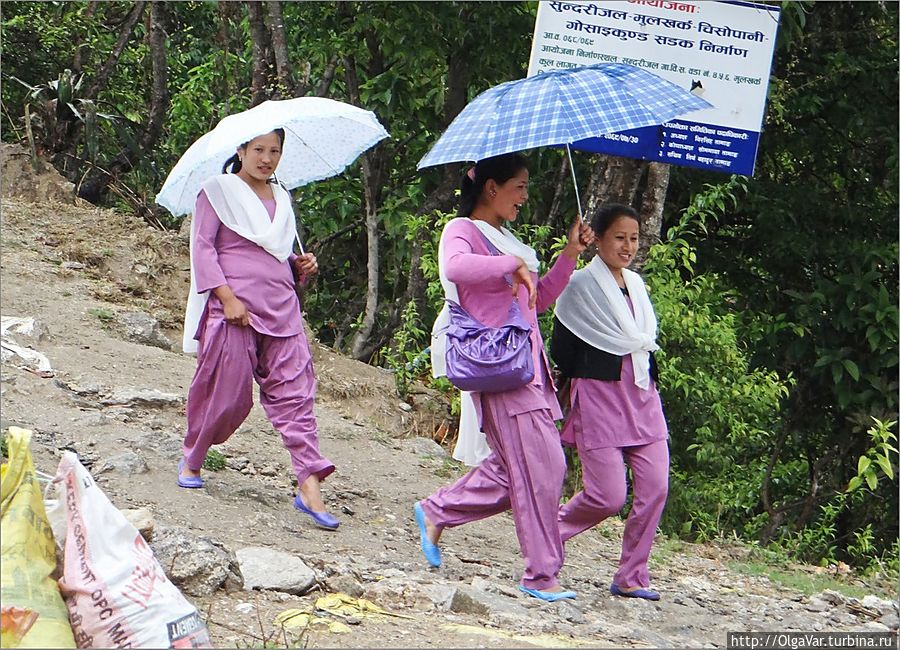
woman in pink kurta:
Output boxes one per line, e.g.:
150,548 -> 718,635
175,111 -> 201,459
552,203 -> 669,600
415,153 -> 594,602
178,129 -> 340,531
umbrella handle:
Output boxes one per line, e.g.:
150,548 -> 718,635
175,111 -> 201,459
566,144 -> 584,223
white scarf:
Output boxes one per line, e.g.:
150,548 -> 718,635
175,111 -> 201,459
430,217 -> 539,466
555,257 -> 659,389
182,174 -> 300,354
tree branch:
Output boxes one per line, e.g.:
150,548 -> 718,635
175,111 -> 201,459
308,218 -> 363,250
86,1 -> 147,100
314,56 -> 338,97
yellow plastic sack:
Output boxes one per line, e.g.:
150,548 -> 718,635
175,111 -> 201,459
0,427 -> 75,649
313,593 -> 413,620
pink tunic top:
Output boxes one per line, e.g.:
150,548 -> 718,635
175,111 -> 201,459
192,190 -> 301,338
559,296 -> 668,450
441,218 -> 576,419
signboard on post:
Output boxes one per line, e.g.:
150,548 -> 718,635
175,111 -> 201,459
527,0 -> 781,175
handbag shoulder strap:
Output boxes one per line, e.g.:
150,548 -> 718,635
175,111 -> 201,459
475,230 -> 515,290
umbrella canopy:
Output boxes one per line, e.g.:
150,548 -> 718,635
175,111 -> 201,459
157,97 -> 389,216
417,62 -> 711,169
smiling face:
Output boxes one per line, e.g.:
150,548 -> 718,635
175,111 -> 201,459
237,131 -> 283,184
485,167 -> 529,223
596,215 -> 640,273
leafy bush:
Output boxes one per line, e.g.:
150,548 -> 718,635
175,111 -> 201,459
384,300 -> 427,399
642,179 -> 792,542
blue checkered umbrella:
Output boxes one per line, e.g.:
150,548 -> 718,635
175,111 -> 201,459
417,62 -> 711,169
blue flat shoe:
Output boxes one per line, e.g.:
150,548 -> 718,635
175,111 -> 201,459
177,459 -> 204,489
518,585 -> 577,602
413,502 -> 441,567
610,583 -> 660,601
293,495 -> 340,530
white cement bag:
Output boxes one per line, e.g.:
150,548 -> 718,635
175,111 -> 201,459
54,452 -> 212,648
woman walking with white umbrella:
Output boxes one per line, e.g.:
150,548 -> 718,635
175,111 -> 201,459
157,98 -> 389,530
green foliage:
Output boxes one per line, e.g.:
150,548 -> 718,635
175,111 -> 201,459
202,449 -> 227,472
641,180 -> 792,542
88,307 -> 114,323
384,300 -> 427,399
728,559 -> 874,600
663,1 -> 898,568
0,431 -> 7,459
846,418 -> 898,495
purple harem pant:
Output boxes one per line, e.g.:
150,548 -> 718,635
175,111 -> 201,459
183,313 -> 335,487
558,439 -> 669,588
420,385 -> 567,591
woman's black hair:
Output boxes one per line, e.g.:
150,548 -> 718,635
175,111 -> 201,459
457,152 -> 529,217
591,202 -> 639,236
222,128 -> 286,174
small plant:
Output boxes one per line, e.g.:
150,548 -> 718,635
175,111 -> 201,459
88,307 -> 114,323
847,417 -> 898,493
1,431 -> 8,459
384,300 -> 426,399
434,456 -> 465,479
202,449 -> 227,472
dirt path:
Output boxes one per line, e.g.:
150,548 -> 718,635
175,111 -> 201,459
1,173 -> 896,648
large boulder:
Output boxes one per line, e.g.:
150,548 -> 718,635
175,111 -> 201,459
150,525 -> 242,596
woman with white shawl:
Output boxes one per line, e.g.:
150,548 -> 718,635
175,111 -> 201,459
177,129 -> 340,531
414,153 -> 594,603
552,203 -> 669,601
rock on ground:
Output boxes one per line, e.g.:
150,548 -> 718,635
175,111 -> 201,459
235,546 -> 317,595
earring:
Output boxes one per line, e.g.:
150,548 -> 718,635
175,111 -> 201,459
490,190 -> 496,198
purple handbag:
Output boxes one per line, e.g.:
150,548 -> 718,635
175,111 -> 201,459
444,298 -> 534,393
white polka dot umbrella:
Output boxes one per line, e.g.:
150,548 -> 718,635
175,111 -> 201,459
156,97 -> 389,217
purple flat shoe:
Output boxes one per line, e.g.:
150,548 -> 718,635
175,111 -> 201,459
177,459 -> 204,489
610,583 -> 660,601
293,494 -> 340,530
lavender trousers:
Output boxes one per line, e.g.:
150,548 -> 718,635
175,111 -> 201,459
558,439 -> 669,588
183,314 -> 335,486
420,390 -> 567,591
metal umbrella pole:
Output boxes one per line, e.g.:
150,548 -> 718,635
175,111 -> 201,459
566,143 -> 584,222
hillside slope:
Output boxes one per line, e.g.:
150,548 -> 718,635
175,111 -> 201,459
0,150 -> 895,648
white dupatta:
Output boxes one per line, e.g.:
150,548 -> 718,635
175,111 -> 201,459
430,218 -> 539,466
554,257 -> 658,389
182,174 -> 300,354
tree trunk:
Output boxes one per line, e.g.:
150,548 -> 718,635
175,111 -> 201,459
215,1 -> 240,116
634,162 -> 670,269
71,1 -> 100,74
86,1 -> 147,100
139,2 -> 168,152
265,0 -> 294,97
583,155 -> 646,225
314,56 -> 338,97
544,155 -> 570,227
344,50 -> 387,360
352,152 -> 382,361
247,1 -> 272,105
